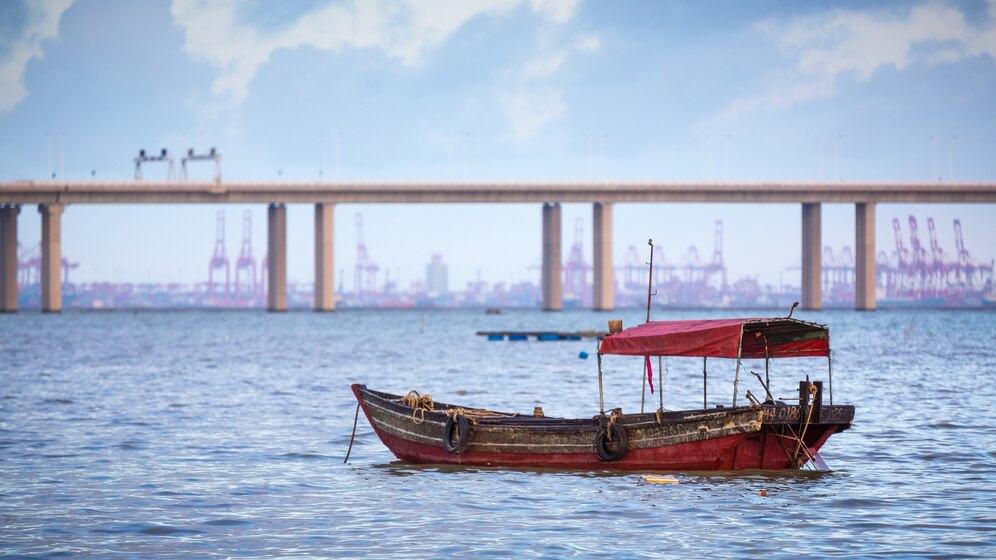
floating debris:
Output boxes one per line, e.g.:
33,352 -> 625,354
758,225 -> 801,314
642,475 -> 679,484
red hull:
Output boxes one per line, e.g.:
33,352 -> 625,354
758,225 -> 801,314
368,418 -> 840,471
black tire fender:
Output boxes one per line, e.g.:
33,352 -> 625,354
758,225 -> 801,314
442,415 -> 472,454
594,423 -> 629,462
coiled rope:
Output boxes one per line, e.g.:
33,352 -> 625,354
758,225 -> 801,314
399,390 -> 435,424
399,390 -> 519,425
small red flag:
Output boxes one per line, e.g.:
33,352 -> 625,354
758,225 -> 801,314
645,355 -> 654,394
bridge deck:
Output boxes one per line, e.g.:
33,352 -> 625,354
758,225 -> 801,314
2,180 -> 995,204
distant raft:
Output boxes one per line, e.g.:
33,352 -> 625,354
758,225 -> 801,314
477,330 -> 606,341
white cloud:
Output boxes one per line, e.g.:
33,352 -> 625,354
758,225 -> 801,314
576,34 -> 600,52
529,0 -> 579,24
520,34 -> 599,78
711,1 -> 996,124
0,0 -> 75,112
172,0 -> 579,104
500,86 -> 566,140
505,32 -> 600,139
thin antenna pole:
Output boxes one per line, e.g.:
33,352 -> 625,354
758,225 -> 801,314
931,136 -> 938,180
448,133 -> 455,179
586,133 -> 592,181
600,133 -> 607,179
723,135 -> 730,179
321,134 -> 327,181
335,132 -> 342,180
835,134 -> 840,181
818,134 -> 824,179
646,239 -> 654,323
463,132 -> 470,179
642,239 -> 654,413
949,135 -> 956,181
707,134 -> 713,179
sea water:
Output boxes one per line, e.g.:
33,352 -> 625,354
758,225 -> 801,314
2,308 -> 995,558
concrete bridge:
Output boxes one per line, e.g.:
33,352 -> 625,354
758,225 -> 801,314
2,179 -> 995,313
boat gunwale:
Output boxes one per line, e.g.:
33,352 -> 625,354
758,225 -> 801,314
355,385 -> 853,432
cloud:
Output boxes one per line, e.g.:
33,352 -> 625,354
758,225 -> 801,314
520,34 -> 599,78
529,0 -> 579,24
0,0 -> 75,112
504,33 -> 600,140
710,1 -> 996,124
171,0 -> 575,104
500,86 -> 566,140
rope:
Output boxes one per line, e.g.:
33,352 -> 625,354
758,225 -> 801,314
792,383 -> 818,466
399,390 -> 435,425
400,389 -> 519,426
445,406 -> 518,425
343,401 -> 360,464
606,408 -> 623,441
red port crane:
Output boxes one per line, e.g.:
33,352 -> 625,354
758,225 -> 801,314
354,213 -> 379,298
233,210 -> 257,306
207,210 -> 230,305
563,218 -> 591,305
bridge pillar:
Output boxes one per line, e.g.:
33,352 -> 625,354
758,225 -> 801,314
801,203 -> 822,310
542,202 -> 562,311
267,203 -> 287,312
855,202 -> 876,311
592,202 -> 613,311
0,204 -> 20,313
39,204 -> 64,313
314,203 -> 335,311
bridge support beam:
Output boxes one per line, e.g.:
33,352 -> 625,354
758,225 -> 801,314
592,202 -> 613,311
801,203 -> 822,310
855,202 -> 876,311
314,203 -> 335,311
542,202 -> 562,311
267,203 -> 287,312
0,204 -> 20,313
39,204 -> 64,313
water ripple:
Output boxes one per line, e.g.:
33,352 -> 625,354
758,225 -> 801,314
1,309 -> 995,558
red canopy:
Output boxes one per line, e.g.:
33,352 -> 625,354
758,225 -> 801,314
598,318 -> 829,359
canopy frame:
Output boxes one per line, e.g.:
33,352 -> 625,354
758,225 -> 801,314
596,317 -> 833,411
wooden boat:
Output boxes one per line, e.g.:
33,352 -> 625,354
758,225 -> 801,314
352,315 -> 854,470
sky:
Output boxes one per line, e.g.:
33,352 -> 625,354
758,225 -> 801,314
1,0 -> 995,290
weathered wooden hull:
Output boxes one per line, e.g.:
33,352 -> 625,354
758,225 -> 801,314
352,384 -> 854,471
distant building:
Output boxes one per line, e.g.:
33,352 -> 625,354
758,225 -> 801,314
426,254 -> 448,296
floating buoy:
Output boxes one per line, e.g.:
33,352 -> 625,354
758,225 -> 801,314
578,351 -> 589,359
757,490 -> 768,497
642,475 -> 679,484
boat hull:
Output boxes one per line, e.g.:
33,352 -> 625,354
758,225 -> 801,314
352,384 -> 853,471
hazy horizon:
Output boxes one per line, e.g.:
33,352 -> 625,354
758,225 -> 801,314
2,1 -> 994,288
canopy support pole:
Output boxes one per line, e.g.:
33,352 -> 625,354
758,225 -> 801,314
658,356 -> 664,411
828,355 -> 833,406
703,357 -> 708,410
641,364 -> 646,414
765,357 -> 770,394
733,325 -> 744,407
597,350 -> 605,416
